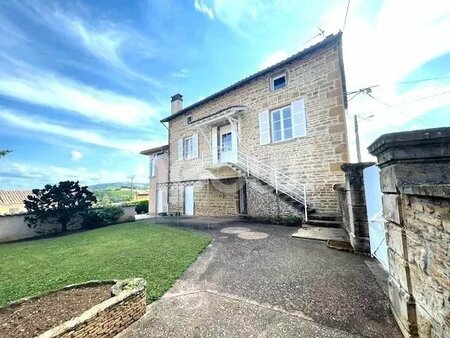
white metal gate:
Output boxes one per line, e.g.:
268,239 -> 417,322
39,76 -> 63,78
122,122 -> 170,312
363,165 -> 389,270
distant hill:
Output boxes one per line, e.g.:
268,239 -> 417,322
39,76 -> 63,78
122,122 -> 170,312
88,182 -> 148,191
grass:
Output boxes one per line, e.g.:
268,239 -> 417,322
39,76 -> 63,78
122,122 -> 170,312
0,221 -> 211,307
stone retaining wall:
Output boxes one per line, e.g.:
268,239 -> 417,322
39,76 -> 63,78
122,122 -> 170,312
38,279 -> 146,338
368,127 -> 450,338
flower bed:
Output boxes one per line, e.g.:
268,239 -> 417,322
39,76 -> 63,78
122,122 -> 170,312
0,278 -> 146,338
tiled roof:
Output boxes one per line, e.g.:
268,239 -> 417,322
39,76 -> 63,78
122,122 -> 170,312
0,190 -> 32,205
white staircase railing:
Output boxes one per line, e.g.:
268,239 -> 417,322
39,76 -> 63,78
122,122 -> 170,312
202,149 -> 308,222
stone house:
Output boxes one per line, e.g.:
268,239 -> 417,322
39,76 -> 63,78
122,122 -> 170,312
0,190 -> 31,215
144,33 -> 349,221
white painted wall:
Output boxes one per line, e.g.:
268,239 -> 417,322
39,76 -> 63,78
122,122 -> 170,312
0,206 -> 136,244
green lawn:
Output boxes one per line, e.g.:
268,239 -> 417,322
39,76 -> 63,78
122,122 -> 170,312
0,221 -> 211,307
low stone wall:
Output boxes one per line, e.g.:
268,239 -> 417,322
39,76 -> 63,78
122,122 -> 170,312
0,205 -> 136,243
369,127 -> 450,338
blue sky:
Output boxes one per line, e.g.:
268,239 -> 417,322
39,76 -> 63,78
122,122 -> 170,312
0,0 -> 449,189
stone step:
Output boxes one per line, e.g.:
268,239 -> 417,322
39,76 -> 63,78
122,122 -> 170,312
306,219 -> 342,228
308,213 -> 342,222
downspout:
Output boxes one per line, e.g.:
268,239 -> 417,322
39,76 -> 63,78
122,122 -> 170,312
161,121 -> 170,211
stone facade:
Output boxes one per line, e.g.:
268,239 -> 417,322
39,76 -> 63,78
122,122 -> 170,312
163,33 -> 348,216
368,127 -> 450,338
246,177 -> 303,218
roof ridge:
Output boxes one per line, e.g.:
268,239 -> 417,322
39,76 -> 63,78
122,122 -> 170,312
161,32 -> 343,122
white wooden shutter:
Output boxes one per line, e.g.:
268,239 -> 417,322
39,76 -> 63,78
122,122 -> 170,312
177,138 -> 184,161
211,126 -> 218,164
291,99 -> 306,138
192,133 -> 199,158
259,110 -> 270,145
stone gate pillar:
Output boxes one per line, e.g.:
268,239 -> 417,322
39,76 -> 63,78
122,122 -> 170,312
368,127 -> 450,338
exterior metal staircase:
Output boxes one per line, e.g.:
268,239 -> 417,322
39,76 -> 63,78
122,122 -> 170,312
203,149 -> 310,222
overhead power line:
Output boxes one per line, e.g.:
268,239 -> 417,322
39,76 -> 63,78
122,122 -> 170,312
346,75 -> 450,94
389,90 -> 450,107
367,93 -> 433,127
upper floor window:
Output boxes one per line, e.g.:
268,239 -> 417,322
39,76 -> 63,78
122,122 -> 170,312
186,115 -> 193,124
258,99 -> 306,145
270,73 -> 287,91
271,106 -> 292,142
184,136 -> 195,159
177,134 -> 198,160
149,156 -> 156,177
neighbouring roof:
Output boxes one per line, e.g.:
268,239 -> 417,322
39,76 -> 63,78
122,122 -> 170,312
161,32 -> 346,123
0,190 -> 32,205
140,144 -> 169,156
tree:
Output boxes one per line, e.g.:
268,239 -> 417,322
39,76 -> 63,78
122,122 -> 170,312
0,149 -> 12,158
24,181 -> 97,234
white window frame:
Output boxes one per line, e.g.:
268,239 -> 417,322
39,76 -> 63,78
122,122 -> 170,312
149,155 -> 156,178
270,72 -> 287,91
270,105 -> 293,143
184,136 -> 195,159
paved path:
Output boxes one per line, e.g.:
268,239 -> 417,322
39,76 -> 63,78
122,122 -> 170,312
119,219 -> 401,337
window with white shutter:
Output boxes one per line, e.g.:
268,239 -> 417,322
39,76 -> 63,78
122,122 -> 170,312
177,138 -> 184,161
291,99 -> 306,138
259,111 -> 270,145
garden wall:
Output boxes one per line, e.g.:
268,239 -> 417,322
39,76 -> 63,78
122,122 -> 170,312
0,206 -> 135,243
368,127 -> 450,338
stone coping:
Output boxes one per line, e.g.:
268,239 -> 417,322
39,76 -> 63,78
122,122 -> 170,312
401,184 -> 450,198
368,127 -> 450,156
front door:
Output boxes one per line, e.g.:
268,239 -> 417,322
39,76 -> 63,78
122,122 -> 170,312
156,188 -> 167,215
184,185 -> 194,216
220,125 -> 233,163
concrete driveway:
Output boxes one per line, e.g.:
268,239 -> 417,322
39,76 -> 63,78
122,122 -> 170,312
118,218 -> 401,337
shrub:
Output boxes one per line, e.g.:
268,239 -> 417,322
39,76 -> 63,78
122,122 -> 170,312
83,206 -> 124,229
135,200 -> 149,214
248,214 -> 304,227
25,181 -> 96,234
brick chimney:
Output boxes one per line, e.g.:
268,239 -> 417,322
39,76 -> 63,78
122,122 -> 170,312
171,94 -> 183,114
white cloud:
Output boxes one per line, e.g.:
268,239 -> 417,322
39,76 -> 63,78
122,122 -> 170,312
259,50 -> 289,69
172,68 -> 191,78
70,150 -> 84,161
318,0 -> 450,161
0,109 -> 165,153
0,161 -> 145,189
2,1 -> 160,86
194,0 -> 215,19
0,62 -> 157,127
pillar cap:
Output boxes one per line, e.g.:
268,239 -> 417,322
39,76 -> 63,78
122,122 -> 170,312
368,127 -> 450,167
